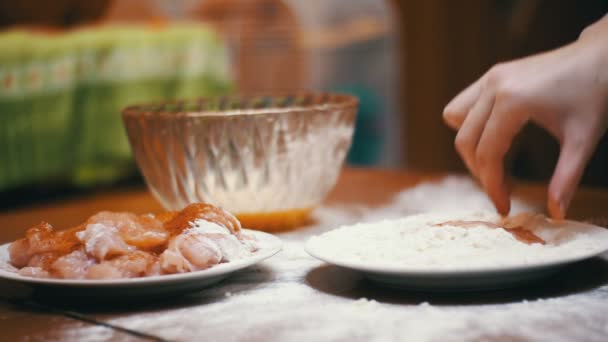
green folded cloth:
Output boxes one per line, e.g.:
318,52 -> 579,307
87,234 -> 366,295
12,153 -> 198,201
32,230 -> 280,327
0,24 -> 232,190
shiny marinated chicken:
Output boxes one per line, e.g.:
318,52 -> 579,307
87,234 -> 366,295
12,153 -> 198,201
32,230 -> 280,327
433,212 -> 547,245
8,203 -> 257,279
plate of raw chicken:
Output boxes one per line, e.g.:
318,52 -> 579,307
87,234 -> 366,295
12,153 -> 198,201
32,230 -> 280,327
306,211 -> 608,291
0,203 -> 281,299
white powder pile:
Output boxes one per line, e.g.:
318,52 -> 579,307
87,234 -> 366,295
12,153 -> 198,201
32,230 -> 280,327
308,211 -> 606,270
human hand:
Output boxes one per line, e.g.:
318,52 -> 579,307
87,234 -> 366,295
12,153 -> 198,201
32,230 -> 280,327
442,18 -> 608,219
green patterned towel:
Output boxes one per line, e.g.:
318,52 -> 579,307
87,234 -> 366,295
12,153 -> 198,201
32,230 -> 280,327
0,24 -> 232,190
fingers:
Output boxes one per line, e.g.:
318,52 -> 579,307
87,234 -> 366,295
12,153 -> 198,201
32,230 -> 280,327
475,101 -> 528,216
450,67 -> 528,217
454,90 -> 495,179
443,78 -> 483,129
548,133 -> 597,219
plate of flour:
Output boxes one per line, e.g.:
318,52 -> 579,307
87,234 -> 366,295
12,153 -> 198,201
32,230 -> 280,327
305,211 -> 608,291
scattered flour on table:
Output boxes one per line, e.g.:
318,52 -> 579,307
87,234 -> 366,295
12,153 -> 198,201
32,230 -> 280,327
101,280 -> 608,342
308,210 -> 603,269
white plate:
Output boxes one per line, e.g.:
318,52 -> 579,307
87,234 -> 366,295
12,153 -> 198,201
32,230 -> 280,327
0,229 -> 282,300
305,220 -> 608,292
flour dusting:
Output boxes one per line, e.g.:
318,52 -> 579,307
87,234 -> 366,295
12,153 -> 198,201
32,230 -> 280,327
308,210 -> 606,270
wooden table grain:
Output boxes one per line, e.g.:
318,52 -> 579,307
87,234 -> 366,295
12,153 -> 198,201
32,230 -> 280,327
1,168 -> 608,341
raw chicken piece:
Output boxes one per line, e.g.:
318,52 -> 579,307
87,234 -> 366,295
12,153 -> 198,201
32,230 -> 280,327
86,212 -> 168,250
239,232 -> 260,252
9,222 -> 81,268
189,219 -> 232,234
107,251 -> 157,277
154,211 -> 177,224
434,216 -> 546,245
50,249 -> 91,279
76,223 -> 132,261
18,267 -> 50,278
189,219 -> 252,261
504,227 -> 546,245
85,264 -> 122,279
205,233 -> 251,262
27,252 -> 61,269
159,249 -> 191,274
9,238 -> 31,268
434,220 -> 501,229
86,251 -> 158,279
163,203 -> 242,237
501,212 -> 548,230
25,222 -> 81,255
160,232 -> 222,273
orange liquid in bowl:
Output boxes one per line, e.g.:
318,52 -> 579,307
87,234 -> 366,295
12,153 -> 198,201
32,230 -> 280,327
236,207 -> 314,232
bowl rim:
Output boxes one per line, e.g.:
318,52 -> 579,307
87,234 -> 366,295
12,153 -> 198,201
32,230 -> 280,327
121,92 -> 359,119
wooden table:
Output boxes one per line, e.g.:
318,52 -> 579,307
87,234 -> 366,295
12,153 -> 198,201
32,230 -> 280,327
1,168 -> 608,341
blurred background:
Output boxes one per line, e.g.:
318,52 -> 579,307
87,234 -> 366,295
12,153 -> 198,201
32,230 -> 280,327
1,0 -> 607,209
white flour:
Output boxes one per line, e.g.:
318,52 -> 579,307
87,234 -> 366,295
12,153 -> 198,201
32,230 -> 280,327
308,211 -> 606,270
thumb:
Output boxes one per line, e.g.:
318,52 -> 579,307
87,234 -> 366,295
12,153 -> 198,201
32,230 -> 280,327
547,135 -> 595,219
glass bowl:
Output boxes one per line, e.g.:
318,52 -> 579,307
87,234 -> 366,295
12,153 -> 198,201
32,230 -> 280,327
122,93 -> 358,231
